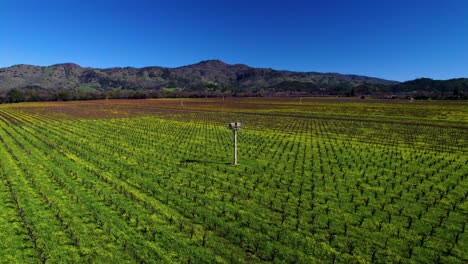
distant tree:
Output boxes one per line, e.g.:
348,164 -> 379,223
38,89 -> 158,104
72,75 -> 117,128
345,88 -> 355,97
6,89 -> 25,103
57,90 -> 72,101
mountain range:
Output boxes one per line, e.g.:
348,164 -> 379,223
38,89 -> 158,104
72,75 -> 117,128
0,60 -> 466,101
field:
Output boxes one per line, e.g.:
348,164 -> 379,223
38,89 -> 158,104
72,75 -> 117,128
0,97 -> 466,263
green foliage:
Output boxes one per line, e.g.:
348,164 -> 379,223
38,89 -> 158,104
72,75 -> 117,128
5,89 -> 25,103
0,98 -> 466,263
76,85 -> 98,92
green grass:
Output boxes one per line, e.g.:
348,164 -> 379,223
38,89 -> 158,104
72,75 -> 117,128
0,98 -> 466,263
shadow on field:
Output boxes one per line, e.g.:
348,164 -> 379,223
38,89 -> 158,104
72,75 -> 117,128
180,159 -> 231,165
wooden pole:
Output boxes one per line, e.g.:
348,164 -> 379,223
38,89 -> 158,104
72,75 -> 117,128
233,128 -> 238,165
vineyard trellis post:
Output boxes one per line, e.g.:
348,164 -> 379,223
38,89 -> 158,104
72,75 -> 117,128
228,121 -> 242,166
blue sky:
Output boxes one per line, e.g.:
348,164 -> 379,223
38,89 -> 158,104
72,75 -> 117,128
1,0 -> 467,81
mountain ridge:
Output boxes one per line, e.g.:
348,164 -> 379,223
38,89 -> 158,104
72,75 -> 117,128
0,60 -> 466,101
0,59 -> 397,91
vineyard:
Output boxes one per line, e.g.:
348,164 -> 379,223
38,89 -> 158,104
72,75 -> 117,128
0,98 -> 466,263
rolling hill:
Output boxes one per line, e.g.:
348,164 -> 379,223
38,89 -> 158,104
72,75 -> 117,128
0,60 -> 395,91
0,60 -> 466,101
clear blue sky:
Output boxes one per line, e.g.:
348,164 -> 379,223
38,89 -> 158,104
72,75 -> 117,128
1,0 -> 467,81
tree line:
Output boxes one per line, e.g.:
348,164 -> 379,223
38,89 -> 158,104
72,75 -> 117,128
1,78 -> 467,103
